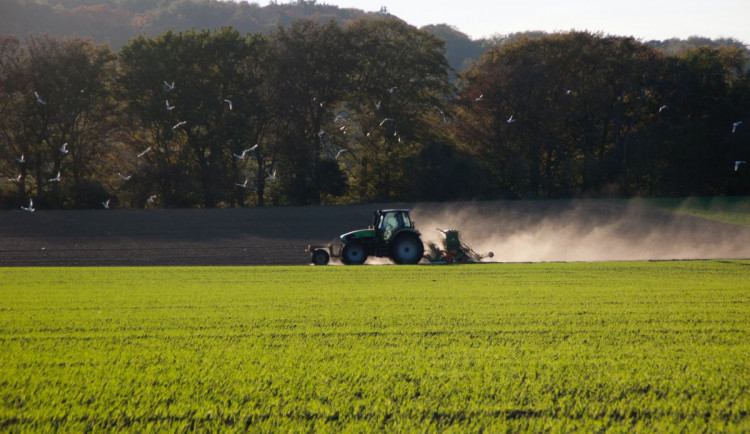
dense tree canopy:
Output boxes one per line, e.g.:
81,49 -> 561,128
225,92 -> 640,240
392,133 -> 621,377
0,24 -> 748,210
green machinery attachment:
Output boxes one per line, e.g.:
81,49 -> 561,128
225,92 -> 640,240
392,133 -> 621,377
425,229 -> 494,264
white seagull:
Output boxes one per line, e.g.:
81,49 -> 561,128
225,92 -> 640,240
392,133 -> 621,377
433,106 -> 447,123
475,94 -> 484,102
21,199 -> 34,212
335,149 -> 348,159
165,100 -> 175,111
233,145 -> 258,160
34,92 -> 46,105
235,178 -> 249,188
379,117 -> 395,127
735,161 -> 747,171
60,143 -> 69,154
163,81 -> 175,91
374,100 -> 382,110
224,99 -> 233,110
659,105 -> 669,113
387,86 -> 397,94
267,170 -> 277,181
732,121 -> 742,133
507,115 -> 516,123
137,146 -> 152,158
118,172 -> 132,181
146,195 -> 157,205
102,199 -> 110,209
172,121 -> 187,130
48,171 -> 61,182
15,154 -> 25,164
7,174 -> 22,183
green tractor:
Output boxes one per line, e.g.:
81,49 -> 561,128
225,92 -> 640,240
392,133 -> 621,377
308,209 -> 424,265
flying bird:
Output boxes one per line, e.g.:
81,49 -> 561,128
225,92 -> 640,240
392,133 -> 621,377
118,172 -> 132,181
379,117 -> 395,127
335,149 -> 348,159
387,86 -> 397,94
659,105 -> 669,113
163,81 -> 175,91
267,170 -> 277,181
60,143 -> 69,154
165,100 -> 175,111
235,178 -> 249,188
507,115 -> 516,123
732,121 -> 742,133
224,99 -> 233,110
102,199 -> 110,209
21,199 -> 34,212
736,161 -> 747,171
7,174 -> 22,183
146,195 -> 157,205
137,146 -> 152,158
172,121 -> 187,130
433,106 -> 447,123
233,145 -> 258,160
374,100 -> 382,110
34,92 -> 46,105
15,154 -> 25,164
48,171 -> 61,182
475,94 -> 484,102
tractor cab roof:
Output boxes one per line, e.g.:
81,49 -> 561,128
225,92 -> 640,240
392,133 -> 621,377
375,209 -> 411,214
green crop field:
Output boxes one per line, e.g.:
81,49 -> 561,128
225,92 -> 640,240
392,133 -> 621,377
1,262 -> 749,432
627,196 -> 750,227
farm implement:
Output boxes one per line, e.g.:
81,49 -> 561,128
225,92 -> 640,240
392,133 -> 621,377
307,209 -> 493,265
424,228 -> 494,264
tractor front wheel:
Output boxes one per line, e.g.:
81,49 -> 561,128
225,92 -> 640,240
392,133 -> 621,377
311,248 -> 330,265
342,242 -> 368,265
391,233 -> 424,265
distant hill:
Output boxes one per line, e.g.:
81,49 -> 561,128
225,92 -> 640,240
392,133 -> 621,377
2,0 -> 746,72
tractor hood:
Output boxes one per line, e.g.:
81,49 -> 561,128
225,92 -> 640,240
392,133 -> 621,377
340,228 -> 376,243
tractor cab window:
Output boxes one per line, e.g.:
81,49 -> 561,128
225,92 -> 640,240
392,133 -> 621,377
379,211 -> 411,240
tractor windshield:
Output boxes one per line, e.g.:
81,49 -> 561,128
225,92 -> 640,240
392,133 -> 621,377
379,211 -> 412,240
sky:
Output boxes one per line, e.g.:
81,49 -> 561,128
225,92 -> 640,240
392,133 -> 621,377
314,0 -> 749,43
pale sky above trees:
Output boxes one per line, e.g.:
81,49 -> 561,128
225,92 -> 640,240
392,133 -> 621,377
315,0 -> 749,43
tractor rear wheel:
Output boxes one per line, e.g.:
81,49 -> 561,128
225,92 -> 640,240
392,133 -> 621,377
311,248 -> 330,265
342,242 -> 367,265
391,233 -> 424,265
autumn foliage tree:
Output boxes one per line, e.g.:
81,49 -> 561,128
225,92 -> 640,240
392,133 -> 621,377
1,27 -> 749,209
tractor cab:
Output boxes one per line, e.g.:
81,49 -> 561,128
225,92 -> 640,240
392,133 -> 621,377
373,209 -> 413,241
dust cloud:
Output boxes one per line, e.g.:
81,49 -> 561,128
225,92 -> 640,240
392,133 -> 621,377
410,200 -> 750,262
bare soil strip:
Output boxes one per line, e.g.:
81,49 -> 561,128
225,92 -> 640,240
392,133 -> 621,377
1,201 -> 748,266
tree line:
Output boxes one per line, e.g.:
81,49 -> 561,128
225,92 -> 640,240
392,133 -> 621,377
1,20 -> 749,210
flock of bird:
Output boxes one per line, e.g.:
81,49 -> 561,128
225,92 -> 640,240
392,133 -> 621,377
658,107 -> 745,171
7,80 -> 283,212
472,96 -> 746,173
5,84 -> 748,212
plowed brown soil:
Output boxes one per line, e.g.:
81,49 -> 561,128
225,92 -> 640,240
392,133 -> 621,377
1,200 -> 748,266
